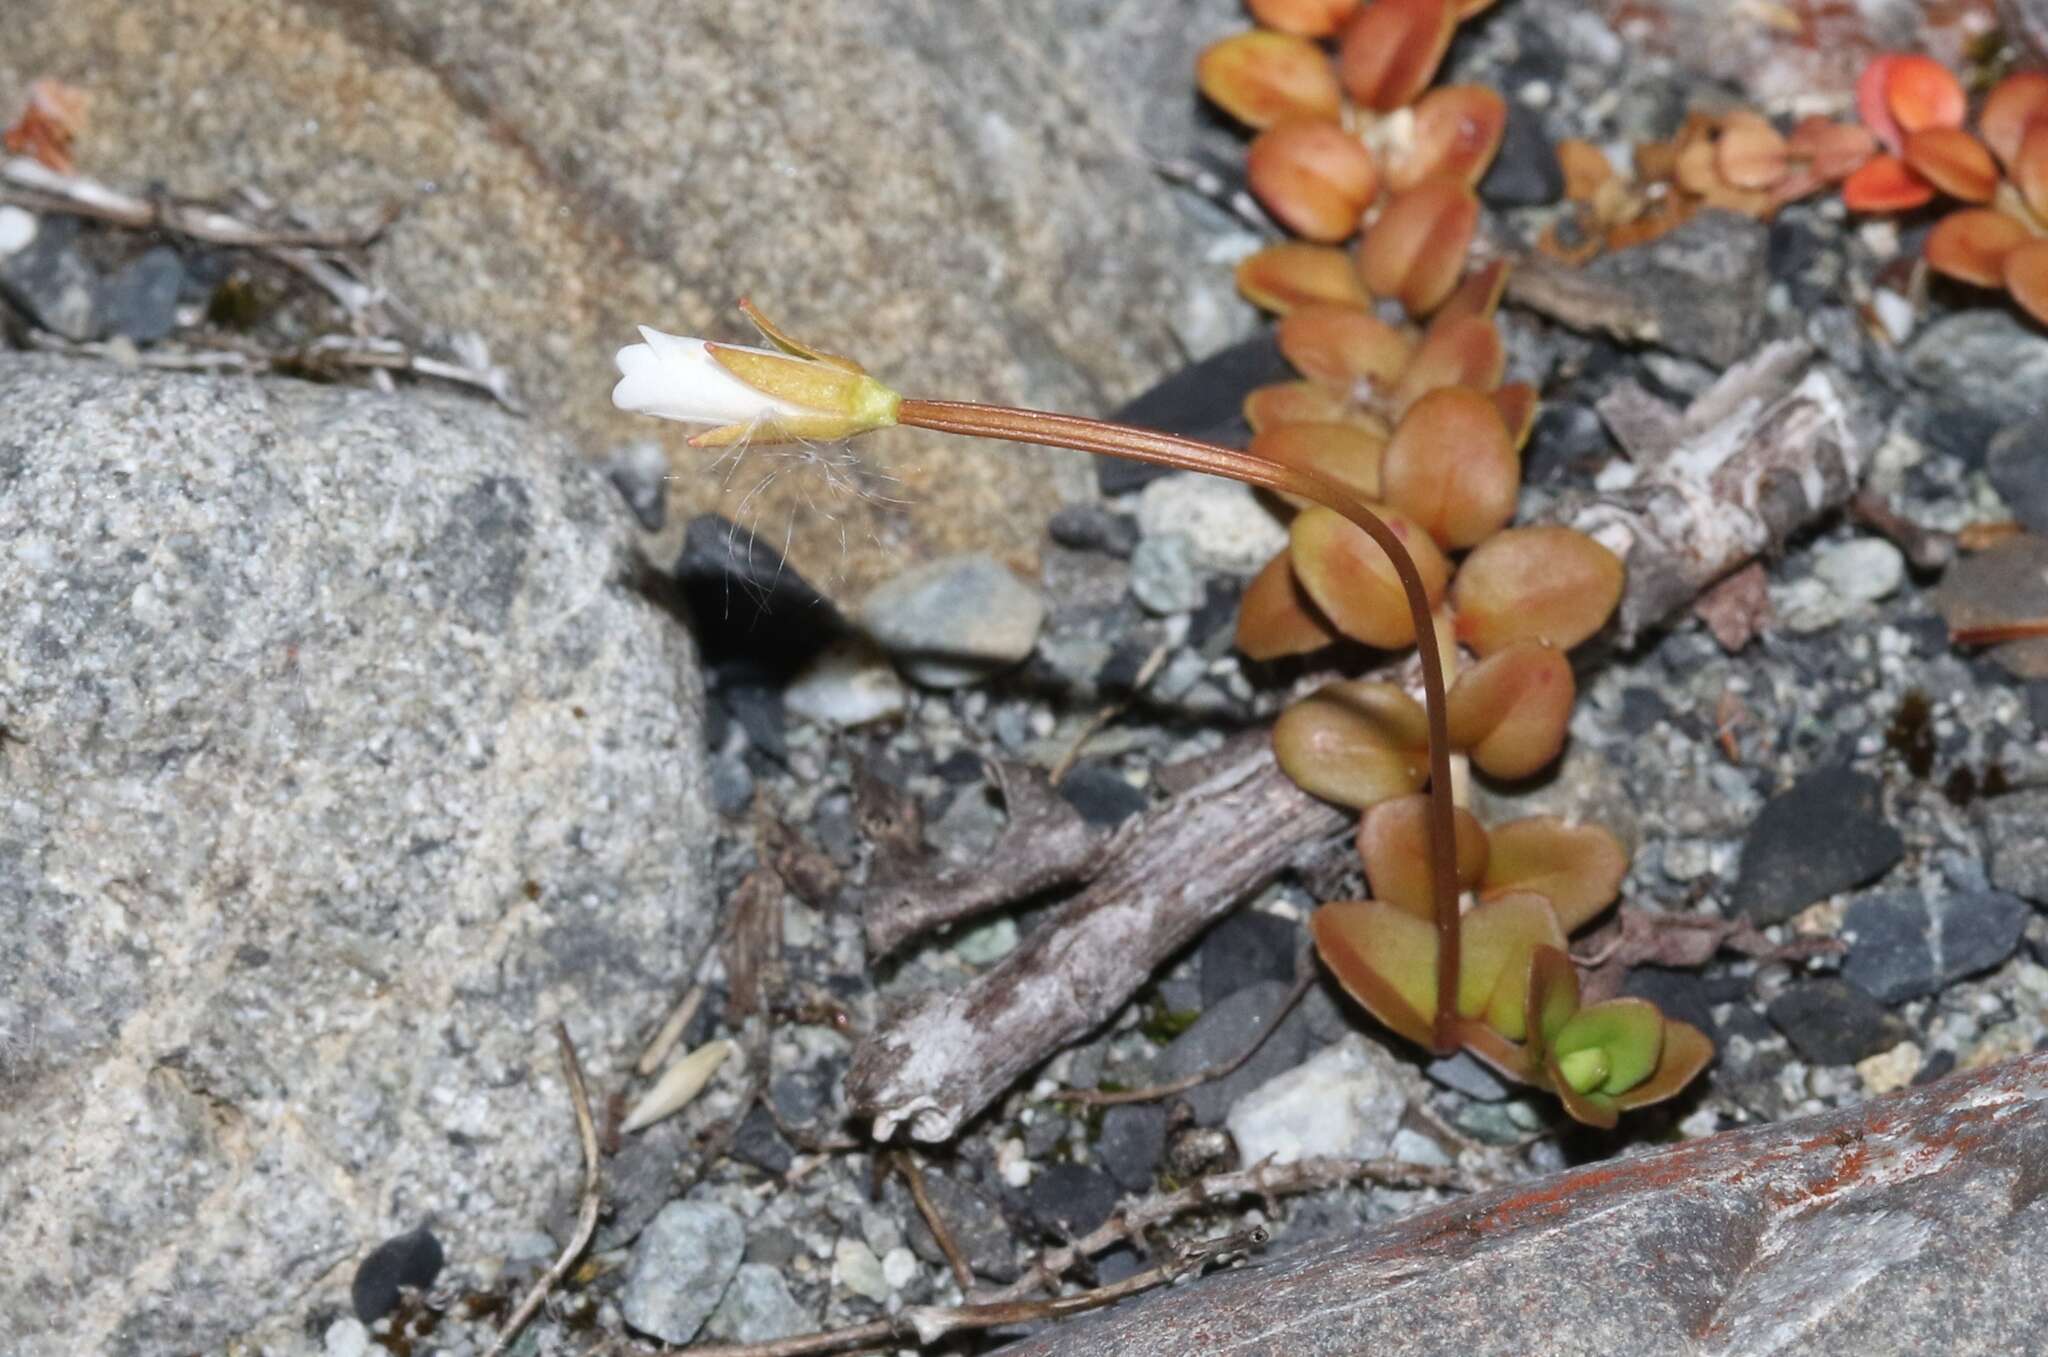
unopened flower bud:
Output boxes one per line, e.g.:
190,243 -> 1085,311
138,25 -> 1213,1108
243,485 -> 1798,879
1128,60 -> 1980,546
612,307 -> 900,447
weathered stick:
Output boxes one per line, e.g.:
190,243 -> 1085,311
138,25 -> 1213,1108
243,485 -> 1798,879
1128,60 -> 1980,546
995,1053 -> 2048,1357
1572,340 -> 1874,645
846,733 -> 1348,1142
857,762 -> 1110,958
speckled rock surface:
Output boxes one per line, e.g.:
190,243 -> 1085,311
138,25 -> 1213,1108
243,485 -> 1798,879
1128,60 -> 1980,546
0,0 -> 1255,593
0,356 -> 713,1356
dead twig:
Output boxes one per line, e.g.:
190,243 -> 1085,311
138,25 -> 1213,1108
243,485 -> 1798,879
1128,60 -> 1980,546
978,1156 -> 1468,1305
1059,963 -> 1314,1108
652,1226 -> 1269,1357
847,735 -> 1344,1143
892,1151 -> 976,1291
487,1024 -> 601,1357
1,154 -> 393,248
855,759 -> 1111,958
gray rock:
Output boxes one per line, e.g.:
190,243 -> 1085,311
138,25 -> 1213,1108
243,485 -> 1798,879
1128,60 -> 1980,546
1425,1051 -> 1513,1102
1984,789 -> 2048,903
1047,504 -> 1140,558
1907,311 -> 2048,428
785,636 -> 908,728
1134,475 -> 1288,576
0,357 -> 714,1356
703,1263 -> 811,1345
621,1199 -> 746,1344
1811,537 -> 1904,605
99,245 -> 186,343
1198,909 -> 1299,1008
1733,767 -> 1903,924
1767,979 -> 1910,1066
1153,980 -> 1312,1126
1096,1103 -> 1167,1192
1129,534 -> 1203,616
901,1171 -> 1019,1282
1478,98 -> 1563,207
1842,889 -> 2031,1004
1582,210 -> 1770,368
5,0 -> 1260,593
1225,1034 -> 1406,1166
350,1226 -> 444,1322
0,211 -> 97,339
1987,415 -> 2048,535
1019,1162 -> 1121,1240
606,439 -> 672,532
995,1052 -> 2048,1357
859,553 -> 1046,688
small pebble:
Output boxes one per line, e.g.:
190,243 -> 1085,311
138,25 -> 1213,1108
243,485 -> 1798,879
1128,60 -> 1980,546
882,1246 -> 920,1291
323,1318 -> 372,1357
1134,473 -> 1288,575
1129,533 -> 1203,615
833,1238 -> 891,1304
1856,1041 -> 1923,1096
704,1263 -> 810,1344
1812,538 -> 1904,605
1225,1034 -> 1405,1165
784,636 -> 907,728
859,553 -> 1045,688
621,1201 -> 745,1343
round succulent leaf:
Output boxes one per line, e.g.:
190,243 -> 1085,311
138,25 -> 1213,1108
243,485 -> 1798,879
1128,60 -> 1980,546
1451,525 -> 1624,656
1552,997 -> 1665,1097
1925,208 -> 2032,289
1197,31 -> 1343,130
1250,421 -> 1387,509
1245,380 -> 1352,433
1455,891 -> 1566,1040
1547,1064 -> 1620,1129
1277,303 -> 1413,391
2005,238 -> 2048,327
1311,899 -> 1437,1048
1272,680 -> 1431,810
1391,315 -> 1505,413
1613,1018 -> 1715,1111
1380,386 -> 1518,550
1884,54 -> 1967,138
1443,640 -> 1573,781
1980,70 -> 2048,172
1236,550 -> 1341,661
1237,243 -> 1372,314
1249,119 -> 1382,242
1248,0 -> 1362,39
1479,816 -> 1628,933
1358,792 -> 1489,921
1337,0 -> 1455,112
1288,504 -> 1451,649
1389,84 -> 1508,193
1524,943 -> 1581,1054
1902,127 -> 1998,204
1357,180 -> 1480,317
1841,153 -> 1936,212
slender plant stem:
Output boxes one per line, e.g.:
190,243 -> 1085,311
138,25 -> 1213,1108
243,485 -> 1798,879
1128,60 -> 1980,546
898,398 -> 1463,1052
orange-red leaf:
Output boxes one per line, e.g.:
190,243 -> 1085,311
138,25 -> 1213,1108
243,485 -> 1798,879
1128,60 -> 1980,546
1981,71 -> 2048,173
1885,54 -> 1967,139
1452,526 -> 1624,656
1379,386 -> 1518,549
1444,640 -> 1575,781
1275,681 -> 1432,810
1389,85 -> 1508,193
1251,421 -> 1388,507
1337,0 -> 1455,112
2004,238 -> 2048,327
1197,31 -> 1344,130
1289,503 -> 1451,649
1248,119 -> 1381,242
1357,180 -> 1480,317
1277,303 -> 1412,390
1236,550 -> 1342,660
1841,154 -> 1935,212
1925,208 -> 2032,288
1903,127 -> 1998,204
1248,0 -> 1362,38
1237,242 -> 1373,314
1358,793 -> 1488,921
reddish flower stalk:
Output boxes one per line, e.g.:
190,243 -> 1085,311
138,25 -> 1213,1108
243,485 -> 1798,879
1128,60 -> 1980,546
897,397 -> 1465,1052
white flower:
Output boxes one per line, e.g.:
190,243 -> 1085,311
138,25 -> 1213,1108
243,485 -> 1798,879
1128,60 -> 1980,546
612,327 -> 807,428
611,306 -> 900,447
